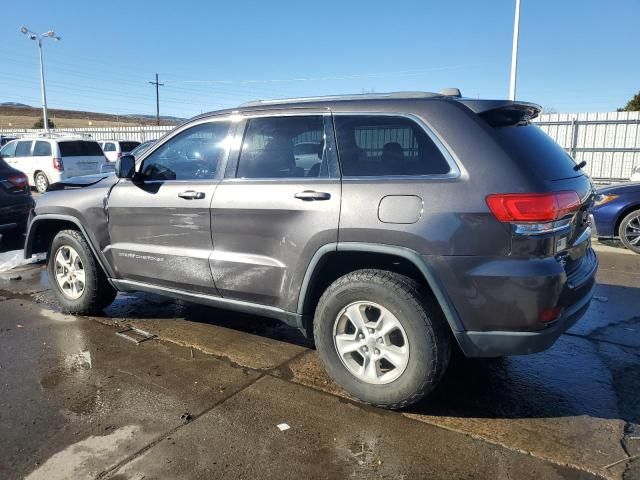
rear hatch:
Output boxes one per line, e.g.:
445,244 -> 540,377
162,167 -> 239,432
474,101 -> 596,297
58,141 -> 106,177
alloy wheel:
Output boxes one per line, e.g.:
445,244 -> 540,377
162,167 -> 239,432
54,245 -> 86,300
333,301 -> 410,385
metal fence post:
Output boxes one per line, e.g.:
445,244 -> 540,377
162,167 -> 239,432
569,118 -> 579,159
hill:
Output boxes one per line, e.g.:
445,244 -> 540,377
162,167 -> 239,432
0,103 -> 185,129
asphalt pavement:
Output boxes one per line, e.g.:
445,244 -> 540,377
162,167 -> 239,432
0,232 -> 638,480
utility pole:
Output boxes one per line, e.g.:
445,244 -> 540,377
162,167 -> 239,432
149,73 -> 164,126
508,0 -> 521,101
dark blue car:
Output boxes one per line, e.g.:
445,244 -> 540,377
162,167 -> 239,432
592,182 -> 640,253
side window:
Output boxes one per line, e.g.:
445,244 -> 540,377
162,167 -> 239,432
14,141 -> 33,158
33,141 -> 52,156
236,116 -> 327,179
0,141 -> 17,158
103,142 -> 116,152
141,121 -> 232,181
334,116 -> 451,177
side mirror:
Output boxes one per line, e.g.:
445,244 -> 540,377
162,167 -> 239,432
115,154 -> 136,179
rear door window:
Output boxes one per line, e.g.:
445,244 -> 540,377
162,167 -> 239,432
15,141 -> 33,157
59,141 -> 104,157
33,141 -> 52,156
103,142 -> 116,152
236,116 -> 328,179
490,125 -> 582,181
333,115 -> 451,177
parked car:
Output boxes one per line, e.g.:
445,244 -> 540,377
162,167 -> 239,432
129,139 -> 157,158
0,137 -> 108,193
630,166 -> 640,182
99,140 -> 141,163
591,182 -> 640,253
0,156 -> 33,235
24,91 -> 597,409
0,136 -> 17,147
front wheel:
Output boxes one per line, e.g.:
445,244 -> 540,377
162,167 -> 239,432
48,229 -> 117,314
619,209 -> 640,254
313,269 -> 451,409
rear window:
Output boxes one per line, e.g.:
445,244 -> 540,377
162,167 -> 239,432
334,115 -> 451,177
59,141 -> 104,157
119,141 -> 140,152
491,125 -> 582,181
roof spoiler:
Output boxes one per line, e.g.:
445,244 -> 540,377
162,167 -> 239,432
455,99 -> 542,126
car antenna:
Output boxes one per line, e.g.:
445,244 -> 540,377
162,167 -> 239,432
573,160 -> 587,171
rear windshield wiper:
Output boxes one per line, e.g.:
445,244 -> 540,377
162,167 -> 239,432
573,160 -> 587,172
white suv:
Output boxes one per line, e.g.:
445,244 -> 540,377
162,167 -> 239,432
0,137 -> 108,193
99,140 -> 141,163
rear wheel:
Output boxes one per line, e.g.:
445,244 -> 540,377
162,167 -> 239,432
34,171 -> 49,193
48,229 -> 117,314
313,269 -> 451,409
619,210 -> 640,254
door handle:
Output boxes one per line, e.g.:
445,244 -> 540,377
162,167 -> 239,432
178,190 -> 205,200
294,190 -> 331,201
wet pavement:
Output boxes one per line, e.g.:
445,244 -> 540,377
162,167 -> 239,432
0,234 -> 639,479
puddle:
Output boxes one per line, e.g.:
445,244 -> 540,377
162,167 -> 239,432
24,425 -> 140,480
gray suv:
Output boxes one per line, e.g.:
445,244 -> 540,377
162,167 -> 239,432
24,91 -> 598,409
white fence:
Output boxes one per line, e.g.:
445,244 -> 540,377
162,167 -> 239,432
534,111 -> 640,181
0,125 -> 174,142
2,112 -> 639,182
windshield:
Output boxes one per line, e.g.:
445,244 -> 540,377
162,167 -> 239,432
119,141 -> 140,153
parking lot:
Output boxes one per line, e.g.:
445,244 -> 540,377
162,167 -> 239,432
0,237 -> 637,480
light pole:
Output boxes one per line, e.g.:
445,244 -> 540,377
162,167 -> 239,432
508,0 -> 521,101
20,27 -> 61,133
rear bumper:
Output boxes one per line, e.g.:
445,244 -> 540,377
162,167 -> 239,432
0,198 -> 34,232
456,281 -> 595,357
429,245 -> 598,357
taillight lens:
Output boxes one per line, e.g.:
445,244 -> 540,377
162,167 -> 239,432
8,174 -> 28,187
486,191 -> 581,222
53,157 -> 64,171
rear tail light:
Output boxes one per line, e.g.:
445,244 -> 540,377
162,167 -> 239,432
117,152 -> 122,160
7,174 -> 28,187
486,191 -> 581,235
53,157 -> 64,171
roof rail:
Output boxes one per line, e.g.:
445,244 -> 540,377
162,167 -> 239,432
238,91 -> 440,108
31,132 -> 94,139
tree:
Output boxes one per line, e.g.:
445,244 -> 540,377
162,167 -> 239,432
33,118 -> 56,129
618,91 -> 640,112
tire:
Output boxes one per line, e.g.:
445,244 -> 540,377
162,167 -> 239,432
313,269 -> 451,409
48,229 -> 117,314
34,171 -> 49,193
618,210 -> 640,254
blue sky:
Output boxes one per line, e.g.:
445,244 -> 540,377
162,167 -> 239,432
1,0 -> 638,119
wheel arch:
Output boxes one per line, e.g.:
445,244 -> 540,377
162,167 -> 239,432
297,242 -> 465,339
25,214 -> 114,278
